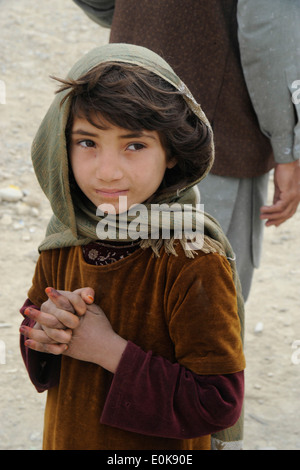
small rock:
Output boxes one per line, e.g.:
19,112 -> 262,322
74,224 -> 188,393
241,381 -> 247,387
30,207 -> 40,217
0,185 -> 23,202
0,323 -> 12,328
13,220 -> 25,230
254,322 -> 264,334
248,413 -> 267,425
29,431 -> 41,442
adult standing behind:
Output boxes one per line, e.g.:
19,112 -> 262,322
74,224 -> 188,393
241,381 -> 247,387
72,0 -> 300,302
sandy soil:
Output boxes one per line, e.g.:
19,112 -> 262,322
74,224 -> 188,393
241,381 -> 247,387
0,0 -> 299,450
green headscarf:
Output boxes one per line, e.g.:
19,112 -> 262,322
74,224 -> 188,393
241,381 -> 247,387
32,43 -> 217,253
31,43 -> 244,449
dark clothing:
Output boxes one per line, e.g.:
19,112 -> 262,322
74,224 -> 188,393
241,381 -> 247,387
108,0 -> 274,178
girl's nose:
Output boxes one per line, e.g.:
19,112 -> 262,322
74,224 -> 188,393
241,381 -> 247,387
95,150 -> 123,182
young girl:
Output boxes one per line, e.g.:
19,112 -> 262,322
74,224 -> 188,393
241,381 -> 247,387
20,43 -> 245,450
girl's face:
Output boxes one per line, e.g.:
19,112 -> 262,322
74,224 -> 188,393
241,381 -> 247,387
69,115 -> 176,214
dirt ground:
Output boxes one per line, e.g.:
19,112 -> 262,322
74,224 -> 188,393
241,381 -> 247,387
0,0 -> 299,450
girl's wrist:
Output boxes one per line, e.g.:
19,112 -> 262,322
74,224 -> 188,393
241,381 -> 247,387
96,333 -> 128,373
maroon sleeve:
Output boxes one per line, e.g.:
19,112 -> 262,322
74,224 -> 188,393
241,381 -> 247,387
20,300 -> 61,393
101,341 -> 244,439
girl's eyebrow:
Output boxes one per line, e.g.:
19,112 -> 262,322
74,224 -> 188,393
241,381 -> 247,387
71,129 -> 98,137
119,132 -> 156,140
71,129 -> 157,140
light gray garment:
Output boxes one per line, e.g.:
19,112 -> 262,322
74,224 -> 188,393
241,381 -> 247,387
198,172 -> 269,301
72,0 -> 114,27
237,0 -> 300,163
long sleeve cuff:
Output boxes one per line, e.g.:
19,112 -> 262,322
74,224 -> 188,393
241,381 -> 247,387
101,341 -> 244,439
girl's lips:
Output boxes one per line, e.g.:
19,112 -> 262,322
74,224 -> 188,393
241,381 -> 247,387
95,189 -> 128,198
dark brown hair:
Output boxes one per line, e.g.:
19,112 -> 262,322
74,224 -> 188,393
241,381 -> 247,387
53,62 -> 213,198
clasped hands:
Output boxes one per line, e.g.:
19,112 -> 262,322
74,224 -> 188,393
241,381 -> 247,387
20,287 -> 127,373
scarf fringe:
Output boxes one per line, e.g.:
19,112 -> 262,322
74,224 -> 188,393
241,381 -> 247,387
139,234 -> 226,258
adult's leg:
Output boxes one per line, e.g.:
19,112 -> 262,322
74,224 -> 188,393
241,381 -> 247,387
198,172 -> 269,301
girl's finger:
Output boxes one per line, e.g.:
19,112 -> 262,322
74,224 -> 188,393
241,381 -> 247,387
73,287 -> 95,305
45,287 -> 75,312
24,307 -> 66,329
40,299 -> 81,329
20,325 -> 56,344
46,287 -> 88,317
20,324 -> 72,344
43,326 -> 72,344
24,338 -> 68,355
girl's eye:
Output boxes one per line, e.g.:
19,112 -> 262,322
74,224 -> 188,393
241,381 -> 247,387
79,139 -> 95,148
127,143 -> 145,151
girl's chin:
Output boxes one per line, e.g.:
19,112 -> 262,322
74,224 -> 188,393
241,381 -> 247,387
94,200 -> 130,215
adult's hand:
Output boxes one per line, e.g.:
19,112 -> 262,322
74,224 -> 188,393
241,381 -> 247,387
260,160 -> 300,227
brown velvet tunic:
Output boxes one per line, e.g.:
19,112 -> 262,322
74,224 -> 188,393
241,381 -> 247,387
27,243 -> 245,450
109,0 -> 274,178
